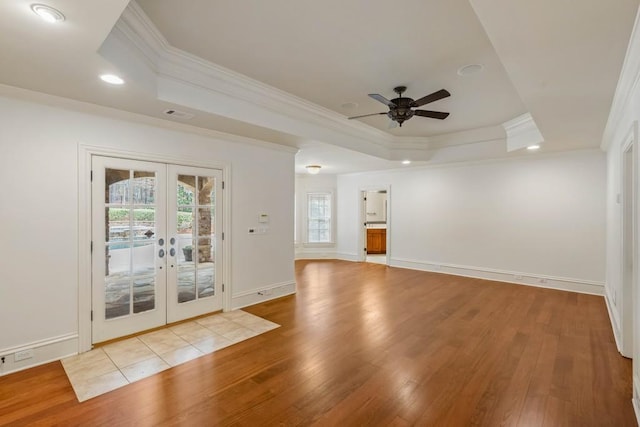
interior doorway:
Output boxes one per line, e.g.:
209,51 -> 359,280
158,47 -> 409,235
360,188 -> 389,264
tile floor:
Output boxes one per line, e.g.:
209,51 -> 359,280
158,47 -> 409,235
61,310 -> 279,402
366,254 -> 387,265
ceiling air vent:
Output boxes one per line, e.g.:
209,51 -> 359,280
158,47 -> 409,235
163,109 -> 194,120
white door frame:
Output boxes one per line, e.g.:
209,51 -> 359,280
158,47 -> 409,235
78,145 -> 232,353
358,185 -> 391,263
622,123 -> 638,358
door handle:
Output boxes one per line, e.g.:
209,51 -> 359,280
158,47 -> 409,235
158,249 -> 165,258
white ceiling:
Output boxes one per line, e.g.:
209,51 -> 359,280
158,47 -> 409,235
136,0 -> 527,138
0,0 -> 637,175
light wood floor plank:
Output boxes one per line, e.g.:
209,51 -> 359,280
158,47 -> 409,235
0,260 -> 635,426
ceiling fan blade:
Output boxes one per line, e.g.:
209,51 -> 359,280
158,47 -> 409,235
411,89 -> 451,107
348,112 -> 387,119
414,110 -> 450,120
369,94 -> 397,107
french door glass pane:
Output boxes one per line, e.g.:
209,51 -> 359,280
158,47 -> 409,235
104,168 -> 158,320
178,270 -> 196,303
198,267 -> 214,298
105,280 -> 131,319
175,174 -> 216,304
133,277 -> 155,314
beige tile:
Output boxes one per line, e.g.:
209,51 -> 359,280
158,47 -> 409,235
231,313 -> 279,330
220,326 -> 260,343
219,310 -> 254,321
62,312 -> 278,401
171,322 -> 218,344
102,338 -> 156,369
138,329 -> 190,354
207,320 -> 245,336
191,333 -> 234,354
195,314 -> 234,329
229,318 -> 261,328
62,348 -> 110,373
120,356 -> 170,383
73,370 -> 129,402
62,349 -> 118,382
169,321 -> 201,336
159,345 -> 204,366
62,347 -> 109,366
244,320 -> 280,334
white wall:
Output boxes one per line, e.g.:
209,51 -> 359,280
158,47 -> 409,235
337,150 -> 606,292
602,7 -> 640,419
294,173 -> 337,259
0,90 -> 295,372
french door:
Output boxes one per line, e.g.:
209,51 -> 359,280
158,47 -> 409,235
91,156 -> 223,344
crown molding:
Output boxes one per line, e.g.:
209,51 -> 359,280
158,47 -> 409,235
0,83 -> 299,155
502,113 -> 544,152
103,1 -> 517,159
118,3 -> 395,148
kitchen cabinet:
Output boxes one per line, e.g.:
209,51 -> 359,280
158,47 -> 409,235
367,228 -> 386,254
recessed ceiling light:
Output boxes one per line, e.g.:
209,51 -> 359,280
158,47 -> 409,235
100,74 -> 125,85
341,102 -> 359,110
31,4 -> 65,23
457,64 -> 484,76
401,160 -> 411,165
527,144 -> 541,151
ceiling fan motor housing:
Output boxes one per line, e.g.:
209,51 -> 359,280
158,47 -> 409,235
387,97 -> 415,126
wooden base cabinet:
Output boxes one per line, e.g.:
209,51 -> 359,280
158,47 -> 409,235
367,228 -> 386,254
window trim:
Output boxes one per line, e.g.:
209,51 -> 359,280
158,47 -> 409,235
304,190 -> 335,246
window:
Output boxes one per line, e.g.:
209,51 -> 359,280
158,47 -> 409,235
307,192 -> 332,243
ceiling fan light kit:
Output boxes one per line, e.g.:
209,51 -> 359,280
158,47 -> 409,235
349,86 -> 450,127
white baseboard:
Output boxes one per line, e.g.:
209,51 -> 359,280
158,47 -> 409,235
0,333 -> 78,376
391,257 -> 605,296
604,290 -> 624,355
336,252 -> 360,262
295,251 -> 337,260
231,281 -> 296,310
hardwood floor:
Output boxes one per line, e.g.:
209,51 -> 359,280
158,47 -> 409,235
0,260 -> 635,426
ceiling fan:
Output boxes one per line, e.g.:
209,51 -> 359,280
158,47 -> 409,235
349,86 -> 450,127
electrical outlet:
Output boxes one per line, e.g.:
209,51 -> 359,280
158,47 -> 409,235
14,349 -> 34,362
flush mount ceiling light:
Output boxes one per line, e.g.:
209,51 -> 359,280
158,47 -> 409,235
401,160 -> 411,165
306,165 -> 322,175
341,102 -> 359,110
99,74 -> 125,85
457,64 -> 484,76
31,4 -> 65,23
527,144 -> 541,151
